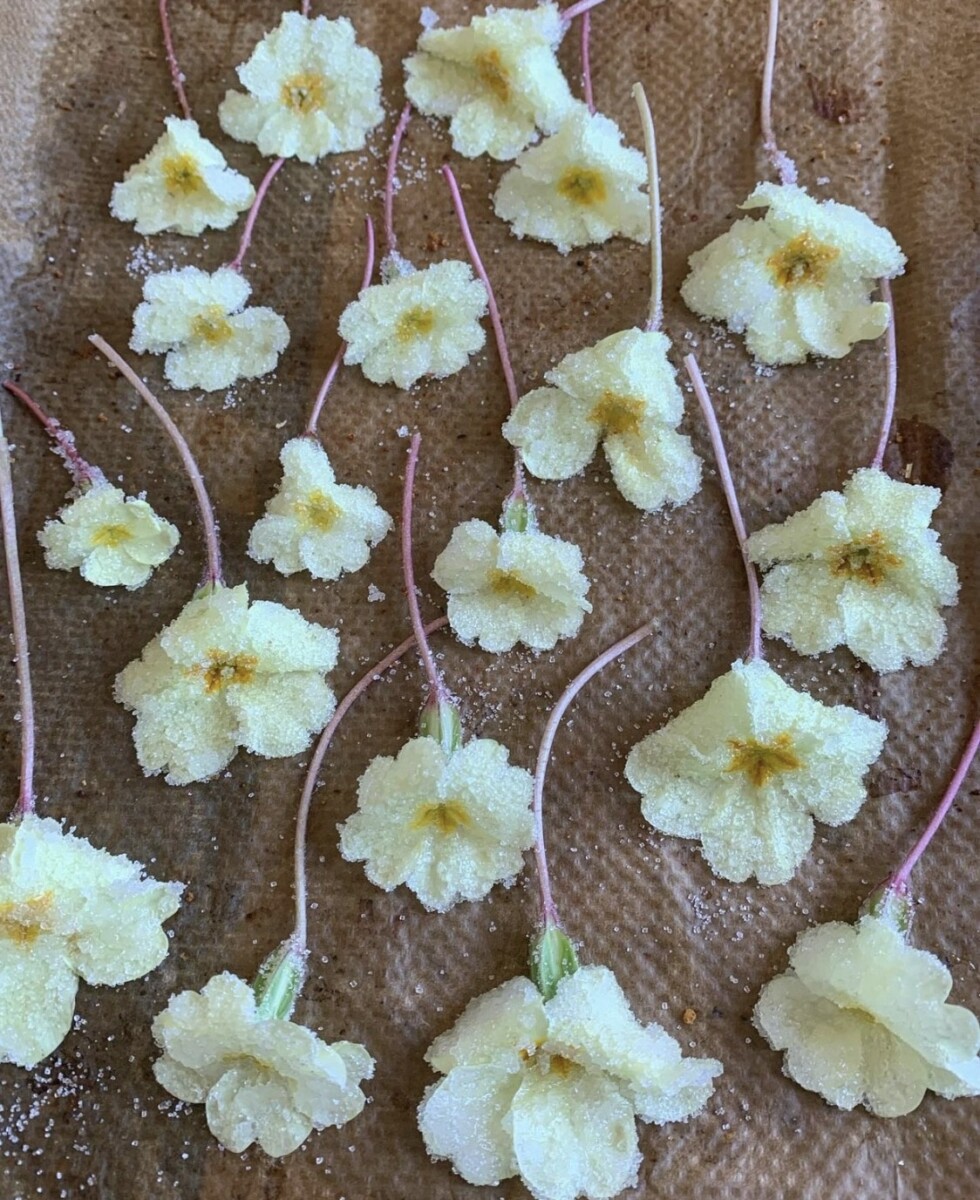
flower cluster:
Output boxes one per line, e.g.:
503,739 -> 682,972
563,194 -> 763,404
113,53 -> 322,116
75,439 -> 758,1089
115,582 -> 339,785
418,965 -> 722,1198
0,815 -> 182,1068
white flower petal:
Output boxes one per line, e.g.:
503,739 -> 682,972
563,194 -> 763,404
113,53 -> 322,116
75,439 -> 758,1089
418,1066 -> 522,1185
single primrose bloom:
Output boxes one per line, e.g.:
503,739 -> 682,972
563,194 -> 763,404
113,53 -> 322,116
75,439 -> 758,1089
115,582 -> 339,785
404,1 -> 574,161
248,436 -> 392,580
754,914 -> 980,1117
418,965 -> 722,1198
432,519 -> 591,654
218,12 -> 383,164
0,814 -> 182,1069
152,972 -> 373,1156
110,116 -> 256,237
338,259 -> 488,390
746,467 -> 959,673
680,183 -> 906,365
338,735 -> 534,912
625,659 -> 887,885
494,103 -> 650,254
131,266 -> 289,392
38,480 -> 179,589
504,328 -> 702,512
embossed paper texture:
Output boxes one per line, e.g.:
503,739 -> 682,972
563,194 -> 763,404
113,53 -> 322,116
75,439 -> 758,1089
0,1 -> 976,1197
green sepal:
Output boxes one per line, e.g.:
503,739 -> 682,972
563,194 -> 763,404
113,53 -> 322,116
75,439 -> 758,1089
530,925 -> 579,1001
501,496 -> 534,533
860,884 -> 913,937
420,698 -> 463,755
252,938 -> 307,1020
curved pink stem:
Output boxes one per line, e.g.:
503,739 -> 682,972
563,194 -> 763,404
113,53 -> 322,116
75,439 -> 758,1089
3,381 -> 102,489
533,621 -> 654,928
89,335 -> 223,587
633,82 -> 663,333
871,277 -> 898,471
580,13 -> 595,114
888,719 -> 980,895
685,355 -> 764,662
159,0 -> 192,121
306,216 -> 377,437
562,0 -> 609,22
292,617 -> 448,949
760,0 -> 798,186
228,157 -> 286,274
384,104 -> 413,260
0,409 -> 36,818
403,434 -> 449,707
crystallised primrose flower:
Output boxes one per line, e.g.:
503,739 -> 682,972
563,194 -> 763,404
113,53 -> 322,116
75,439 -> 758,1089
131,266 -> 289,392
116,583 -> 339,785
418,966 -> 723,1198
747,467 -> 959,673
494,103 -> 650,253
152,969 -> 373,1156
218,12 -> 383,164
404,2 -> 574,161
110,117 -> 256,237
504,328 -> 701,512
0,816 -> 182,1068
625,659 -> 886,885
248,436 -> 392,580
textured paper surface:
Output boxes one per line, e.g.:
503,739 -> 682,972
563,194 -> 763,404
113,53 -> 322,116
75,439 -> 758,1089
0,1 -> 977,1197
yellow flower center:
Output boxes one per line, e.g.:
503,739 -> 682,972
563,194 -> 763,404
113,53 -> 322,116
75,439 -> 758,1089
91,523 -> 133,548
588,391 -> 645,436
294,490 -> 342,532
190,306 -> 235,346
280,71 -> 328,114
0,892 -> 54,945
557,167 -> 607,207
726,733 -> 801,788
189,650 -> 259,694
767,232 -> 840,288
162,152 -> 205,197
519,1045 -> 578,1077
396,305 -> 437,343
475,49 -> 511,103
488,568 -> 537,601
412,801 -> 471,834
828,530 -> 902,586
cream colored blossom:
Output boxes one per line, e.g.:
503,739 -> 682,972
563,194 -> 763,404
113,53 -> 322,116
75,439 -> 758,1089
0,814 -> 181,1069
680,183 -> 906,364
130,266 -> 289,392
432,519 -> 591,653
338,736 -> 533,912
115,582 -> 338,786
248,437 -> 392,580
747,467 -> 959,673
504,328 -> 701,512
754,915 -> 980,1117
110,117 -> 255,237
338,260 -> 488,390
625,659 -> 886,885
418,966 -> 722,1197
218,13 -> 382,163
404,2 -> 574,160
38,481 -> 179,589
494,104 -> 649,253
153,971 -> 372,1156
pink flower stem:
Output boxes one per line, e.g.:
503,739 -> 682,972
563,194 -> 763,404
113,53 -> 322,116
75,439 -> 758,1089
305,216 -> 377,437
562,0 -> 609,23
760,0 -> 798,186
871,277 -> 897,470
887,719 -> 980,896
301,0 -> 311,14
580,13 -> 595,114
0,408 -> 36,818
383,104 -> 413,260
632,83 -> 663,333
2,381 -> 102,489
291,616 -> 448,950
88,335 -> 224,587
159,0 -> 192,121
533,621 -> 654,929
227,157 -> 286,274
685,355 -> 764,662
403,433 -> 450,708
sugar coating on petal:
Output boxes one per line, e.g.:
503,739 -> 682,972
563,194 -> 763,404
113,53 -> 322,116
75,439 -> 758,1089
681,182 -> 906,364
